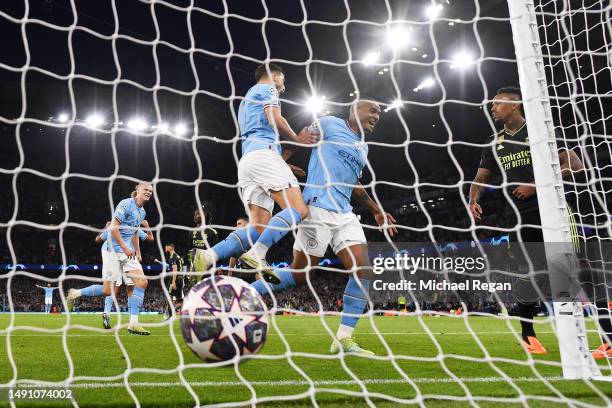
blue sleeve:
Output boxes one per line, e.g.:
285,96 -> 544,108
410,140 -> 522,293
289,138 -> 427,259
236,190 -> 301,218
258,85 -> 280,108
138,229 -> 148,241
100,231 -> 109,241
113,199 -> 130,223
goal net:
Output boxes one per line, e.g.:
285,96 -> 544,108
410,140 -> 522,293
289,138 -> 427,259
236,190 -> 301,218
0,0 -> 611,406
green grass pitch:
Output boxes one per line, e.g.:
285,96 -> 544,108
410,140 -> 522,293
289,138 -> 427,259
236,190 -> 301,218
1,313 -> 612,407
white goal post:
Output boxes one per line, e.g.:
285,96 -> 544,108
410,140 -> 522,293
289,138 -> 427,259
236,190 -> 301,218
508,0 -> 607,380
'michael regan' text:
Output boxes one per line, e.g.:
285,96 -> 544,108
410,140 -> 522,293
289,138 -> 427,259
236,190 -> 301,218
372,279 -> 511,293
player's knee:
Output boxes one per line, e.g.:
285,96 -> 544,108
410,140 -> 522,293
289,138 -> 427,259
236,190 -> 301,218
354,262 -> 373,279
102,286 -> 111,296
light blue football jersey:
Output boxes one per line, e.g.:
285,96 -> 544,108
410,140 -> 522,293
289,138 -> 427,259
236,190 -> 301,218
302,116 -> 369,213
102,198 -> 146,252
100,228 -> 148,244
44,287 -> 55,299
238,83 -> 282,155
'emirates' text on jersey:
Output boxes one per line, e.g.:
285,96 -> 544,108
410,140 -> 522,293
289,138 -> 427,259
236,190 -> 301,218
302,116 -> 369,213
478,123 -> 537,211
238,83 -> 282,156
103,198 -> 146,252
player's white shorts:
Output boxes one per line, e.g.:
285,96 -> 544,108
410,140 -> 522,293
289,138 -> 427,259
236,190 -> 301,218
101,249 -> 142,283
293,205 -> 366,258
114,275 -> 134,287
238,148 -> 299,214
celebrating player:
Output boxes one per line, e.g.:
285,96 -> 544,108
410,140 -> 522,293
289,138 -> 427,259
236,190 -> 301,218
468,86 -> 598,355
96,220 -> 154,330
194,63 -> 317,283
36,283 -> 58,314
194,63 -> 317,284
163,243 -> 185,320
250,97 -> 397,355
66,183 -> 153,335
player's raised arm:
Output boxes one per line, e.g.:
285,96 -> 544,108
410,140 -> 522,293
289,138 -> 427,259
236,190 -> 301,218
265,106 -> 318,146
469,167 -> 493,221
351,183 -> 397,237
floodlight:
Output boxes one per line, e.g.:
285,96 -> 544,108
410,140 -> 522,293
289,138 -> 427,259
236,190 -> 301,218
386,26 -> 410,50
384,99 -> 403,112
425,4 -> 443,19
413,77 -> 436,92
305,95 -> 325,114
127,117 -> 148,131
451,51 -> 475,69
85,114 -> 104,128
174,123 -> 187,136
362,51 -> 380,66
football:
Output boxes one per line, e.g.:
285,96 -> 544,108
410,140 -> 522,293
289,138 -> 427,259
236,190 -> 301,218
180,276 -> 268,363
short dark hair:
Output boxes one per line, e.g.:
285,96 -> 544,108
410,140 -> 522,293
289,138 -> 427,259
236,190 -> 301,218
496,86 -> 523,115
255,63 -> 283,82
237,215 -> 248,222
165,243 -> 175,249
496,86 -> 521,100
347,95 -> 379,117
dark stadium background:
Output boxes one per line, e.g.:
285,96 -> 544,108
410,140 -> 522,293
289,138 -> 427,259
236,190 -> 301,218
0,0 -> 608,283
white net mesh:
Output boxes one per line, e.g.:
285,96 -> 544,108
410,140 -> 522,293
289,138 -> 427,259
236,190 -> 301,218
0,0 -> 611,406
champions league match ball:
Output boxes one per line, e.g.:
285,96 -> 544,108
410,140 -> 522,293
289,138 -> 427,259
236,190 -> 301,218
180,276 -> 268,363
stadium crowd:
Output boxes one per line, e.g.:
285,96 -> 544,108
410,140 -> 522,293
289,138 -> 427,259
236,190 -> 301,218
2,267 -> 512,316
0,169 -> 568,317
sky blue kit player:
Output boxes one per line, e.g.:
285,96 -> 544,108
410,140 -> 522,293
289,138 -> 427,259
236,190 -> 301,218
66,183 -> 153,335
238,83 -> 282,155
193,63 -> 317,285
36,284 -> 58,314
303,116 -> 369,213
250,100 -> 398,356
99,226 -> 151,330
103,198 -> 146,253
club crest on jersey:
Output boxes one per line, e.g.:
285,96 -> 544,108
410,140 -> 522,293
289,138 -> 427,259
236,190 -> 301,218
117,203 -> 127,214
307,238 -> 318,249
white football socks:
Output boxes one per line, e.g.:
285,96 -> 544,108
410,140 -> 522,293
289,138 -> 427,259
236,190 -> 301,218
248,242 -> 269,260
129,314 -> 139,326
207,248 -> 219,263
336,324 -> 354,340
